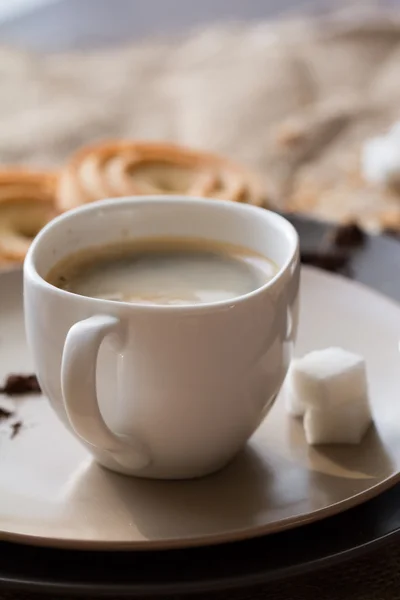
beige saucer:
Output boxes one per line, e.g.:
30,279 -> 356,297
0,266 -> 400,550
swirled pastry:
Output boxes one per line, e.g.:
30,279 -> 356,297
57,141 -> 266,212
0,170 -> 57,264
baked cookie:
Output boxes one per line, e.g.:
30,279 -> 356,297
0,170 -> 57,264
56,141 -> 266,212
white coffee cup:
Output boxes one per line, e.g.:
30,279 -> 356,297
24,196 -> 300,479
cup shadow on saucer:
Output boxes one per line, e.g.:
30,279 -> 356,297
63,446 -> 272,544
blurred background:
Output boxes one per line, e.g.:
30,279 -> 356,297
1,0 -> 400,232
0,0 -> 336,51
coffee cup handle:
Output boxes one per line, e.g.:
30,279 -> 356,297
61,315 -> 150,470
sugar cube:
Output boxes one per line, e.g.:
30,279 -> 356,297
290,347 -> 368,410
286,347 -> 372,445
304,400 -> 372,445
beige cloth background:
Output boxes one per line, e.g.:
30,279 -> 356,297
2,9 -> 400,214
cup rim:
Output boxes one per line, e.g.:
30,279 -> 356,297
24,196 -> 299,313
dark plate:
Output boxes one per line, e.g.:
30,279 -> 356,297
2,215 -> 400,597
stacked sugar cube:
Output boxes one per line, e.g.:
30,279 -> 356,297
286,347 -> 372,445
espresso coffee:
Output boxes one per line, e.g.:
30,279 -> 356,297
47,238 -> 276,305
